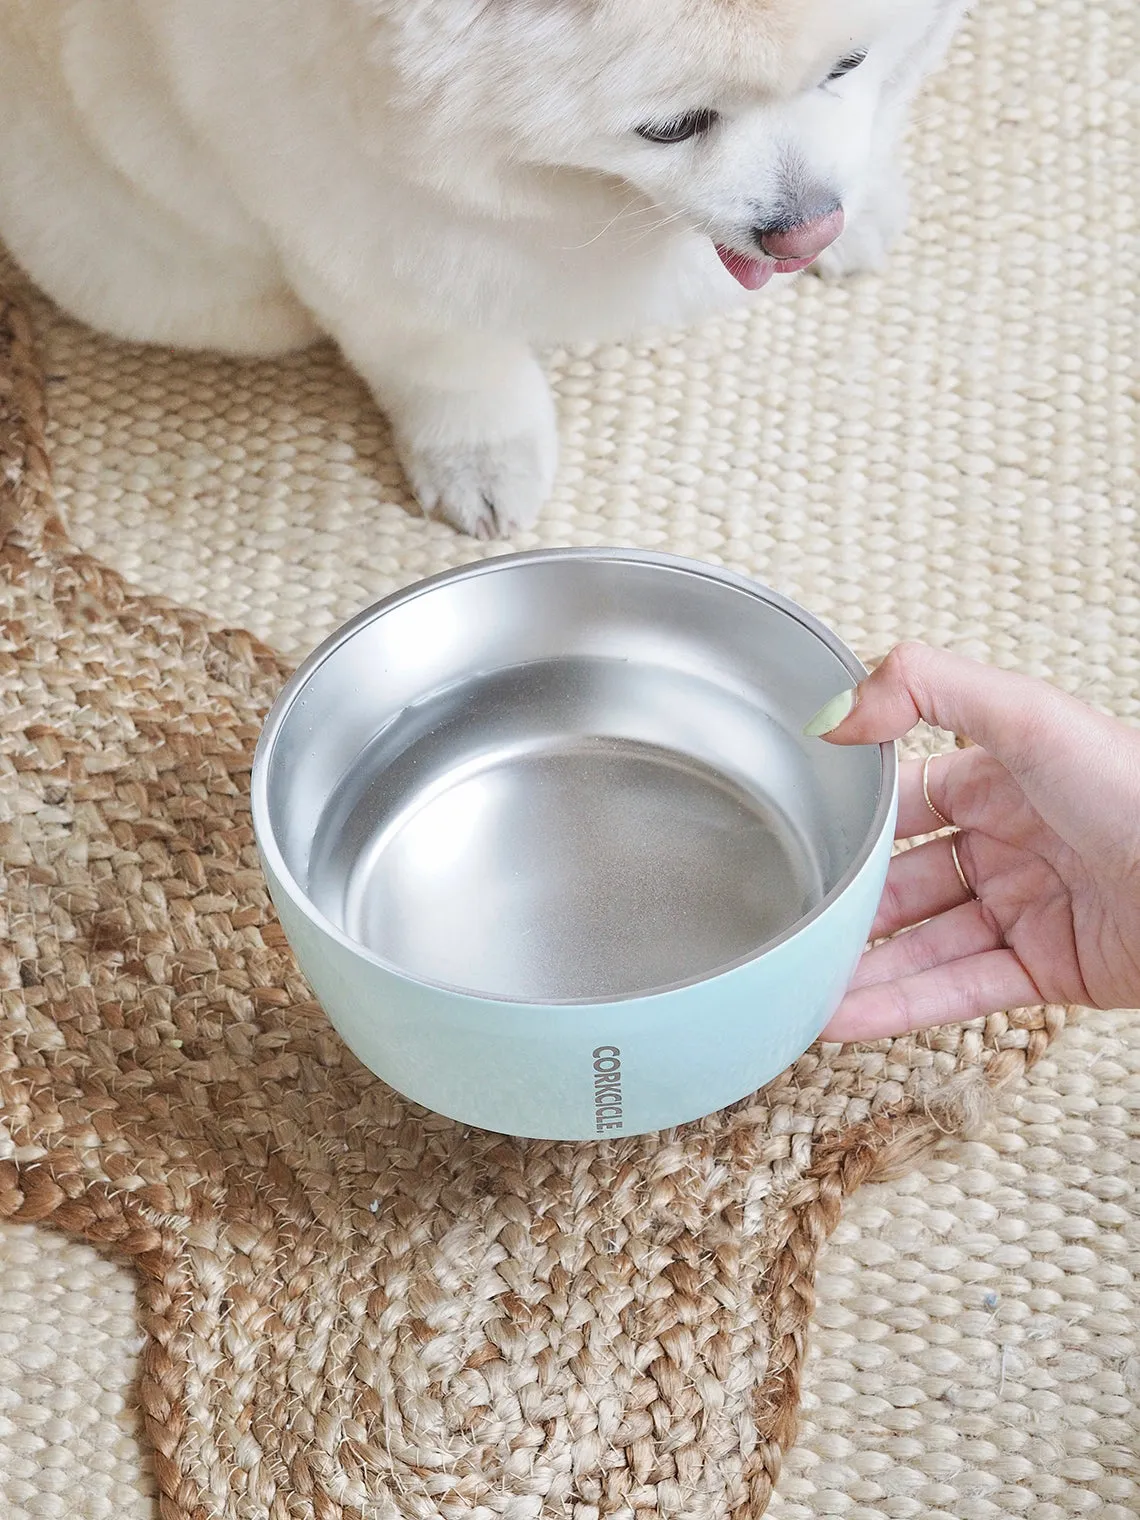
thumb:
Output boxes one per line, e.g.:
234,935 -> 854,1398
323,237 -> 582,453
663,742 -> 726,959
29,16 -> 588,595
804,641 -> 1111,769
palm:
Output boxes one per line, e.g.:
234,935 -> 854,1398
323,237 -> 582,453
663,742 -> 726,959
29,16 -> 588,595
827,747 -> 1140,1041
949,753 -> 1135,1008
814,641 -> 1140,1043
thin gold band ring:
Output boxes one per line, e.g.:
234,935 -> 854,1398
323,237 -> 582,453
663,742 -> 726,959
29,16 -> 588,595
922,753 -> 953,830
950,832 -> 977,900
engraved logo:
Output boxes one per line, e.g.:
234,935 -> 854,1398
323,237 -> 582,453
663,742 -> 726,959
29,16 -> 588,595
592,1045 -> 623,1132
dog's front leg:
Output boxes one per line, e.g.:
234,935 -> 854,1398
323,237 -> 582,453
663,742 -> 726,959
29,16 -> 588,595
380,334 -> 557,539
812,84 -> 913,281
812,154 -> 909,281
327,310 -> 557,537
281,248 -> 557,534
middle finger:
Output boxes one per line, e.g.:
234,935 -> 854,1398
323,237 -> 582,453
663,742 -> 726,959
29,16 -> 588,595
851,900 -> 1002,990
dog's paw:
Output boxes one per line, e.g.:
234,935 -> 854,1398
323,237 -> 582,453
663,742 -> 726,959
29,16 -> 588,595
388,359 -> 557,538
400,427 -> 557,539
813,174 -> 909,281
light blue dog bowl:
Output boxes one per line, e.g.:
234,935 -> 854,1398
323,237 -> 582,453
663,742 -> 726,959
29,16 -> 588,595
251,549 -> 896,1139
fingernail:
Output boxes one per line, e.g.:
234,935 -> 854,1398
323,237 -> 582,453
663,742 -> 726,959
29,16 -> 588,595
803,687 -> 857,737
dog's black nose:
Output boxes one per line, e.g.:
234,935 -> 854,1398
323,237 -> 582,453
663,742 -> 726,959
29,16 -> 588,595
754,203 -> 845,262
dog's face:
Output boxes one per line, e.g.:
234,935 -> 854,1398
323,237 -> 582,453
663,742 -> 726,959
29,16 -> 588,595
377,0 -> 957,282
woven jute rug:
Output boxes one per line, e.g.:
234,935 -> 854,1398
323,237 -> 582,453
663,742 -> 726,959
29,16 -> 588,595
0,288 -> 1068,1519
2,0 -> 1138,1514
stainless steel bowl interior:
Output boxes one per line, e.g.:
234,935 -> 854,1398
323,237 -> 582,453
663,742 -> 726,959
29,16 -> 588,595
258,552 -> 889,1003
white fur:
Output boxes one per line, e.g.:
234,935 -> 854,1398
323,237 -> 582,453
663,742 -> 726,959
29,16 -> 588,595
0,0 -> 966,535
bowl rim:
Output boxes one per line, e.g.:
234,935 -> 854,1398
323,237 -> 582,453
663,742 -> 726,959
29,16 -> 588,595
250,547 -> 897,1007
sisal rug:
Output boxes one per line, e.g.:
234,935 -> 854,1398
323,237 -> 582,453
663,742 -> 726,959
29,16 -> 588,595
1,0 -> 1138,1513
0,288 -> 1064,1519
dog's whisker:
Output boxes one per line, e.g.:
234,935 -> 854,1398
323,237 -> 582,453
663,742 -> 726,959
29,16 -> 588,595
559,193 -> 657,251
608,205 -> 701,251
562,187 -> 695,245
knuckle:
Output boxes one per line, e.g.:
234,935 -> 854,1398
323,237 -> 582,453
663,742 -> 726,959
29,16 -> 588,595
875,877 -> 905,934
886,982 -> 919,1035
898,929 -> 933,977
879,641 -> 934,726
886,640 -> 931,689
976,898 -> 1004,942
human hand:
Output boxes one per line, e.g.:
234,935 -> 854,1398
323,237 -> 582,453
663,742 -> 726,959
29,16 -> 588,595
803,643 -> 1140,1041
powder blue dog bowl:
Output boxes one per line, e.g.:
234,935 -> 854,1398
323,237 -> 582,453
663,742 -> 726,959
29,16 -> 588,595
251,549 -> 896,1140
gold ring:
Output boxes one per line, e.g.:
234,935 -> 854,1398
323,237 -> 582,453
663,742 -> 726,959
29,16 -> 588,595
950,832 -> 977,899
921,754 -> 953,829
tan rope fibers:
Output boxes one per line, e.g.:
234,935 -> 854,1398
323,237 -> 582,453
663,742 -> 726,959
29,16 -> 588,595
2,0 -> 1137,1504
0,289 -> 1069,1519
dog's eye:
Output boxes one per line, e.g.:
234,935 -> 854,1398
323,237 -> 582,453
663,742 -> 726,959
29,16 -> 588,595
824,50 -> 867,82
636,110 -> 718,145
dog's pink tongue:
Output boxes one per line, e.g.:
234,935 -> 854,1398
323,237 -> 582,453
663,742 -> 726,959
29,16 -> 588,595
715,245 -> 774,290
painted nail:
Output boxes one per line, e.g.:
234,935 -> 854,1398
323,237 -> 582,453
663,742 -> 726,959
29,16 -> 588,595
802,687 -> 857,737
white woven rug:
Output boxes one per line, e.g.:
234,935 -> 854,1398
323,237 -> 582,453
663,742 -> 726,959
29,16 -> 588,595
2,0 -> 1137,1514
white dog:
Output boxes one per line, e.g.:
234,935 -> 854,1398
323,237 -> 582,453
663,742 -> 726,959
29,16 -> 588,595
0,0 -> 966,536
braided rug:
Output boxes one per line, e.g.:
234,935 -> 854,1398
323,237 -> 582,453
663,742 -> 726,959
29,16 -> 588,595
1,0 -> 1137,1511
0,287 -> 1067,1519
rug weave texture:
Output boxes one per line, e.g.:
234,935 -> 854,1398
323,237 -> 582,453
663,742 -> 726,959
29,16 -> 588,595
1,0 -> 1138,1514
1,289 -> 1063,1520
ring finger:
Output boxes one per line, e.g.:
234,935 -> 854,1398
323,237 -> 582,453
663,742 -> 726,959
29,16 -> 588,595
871,832 -> 977,939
